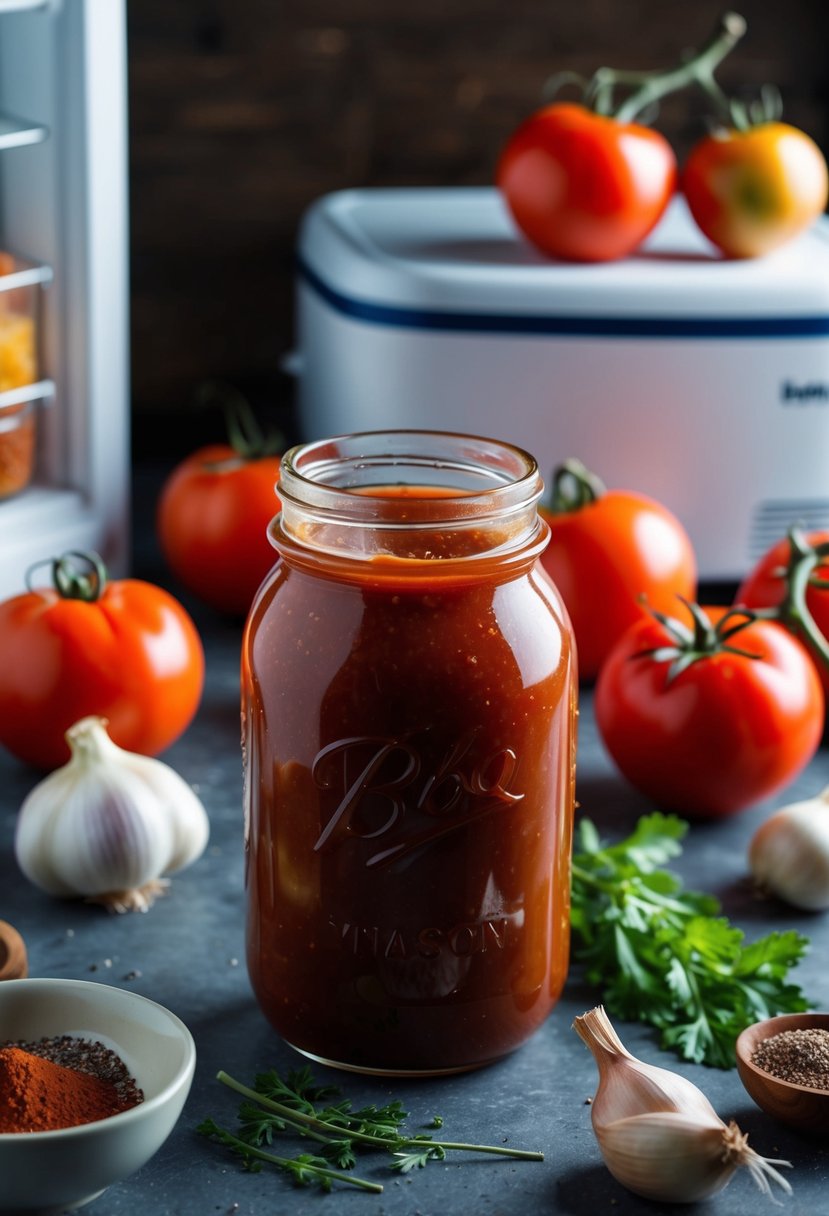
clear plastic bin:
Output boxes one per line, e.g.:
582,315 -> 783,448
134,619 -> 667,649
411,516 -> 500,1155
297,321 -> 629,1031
0,250 -> 52,499
0,396 -> 36,499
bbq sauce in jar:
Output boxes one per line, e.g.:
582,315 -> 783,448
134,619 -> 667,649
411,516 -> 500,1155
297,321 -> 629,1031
242,430 -> 576,1074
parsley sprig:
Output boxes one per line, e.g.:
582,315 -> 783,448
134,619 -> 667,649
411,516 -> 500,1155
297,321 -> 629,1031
198,1064 -> 543,1193
570,812 -> 812,1068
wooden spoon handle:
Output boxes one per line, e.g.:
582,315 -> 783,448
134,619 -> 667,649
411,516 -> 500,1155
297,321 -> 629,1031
0,919 -> 28,980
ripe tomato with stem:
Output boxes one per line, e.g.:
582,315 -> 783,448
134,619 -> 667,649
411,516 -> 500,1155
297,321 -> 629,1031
157,383 -> 282,618
595,599 -> 823,818
0,551 -> 204,770
497,13 -> 745,261
539,459 -> 697,682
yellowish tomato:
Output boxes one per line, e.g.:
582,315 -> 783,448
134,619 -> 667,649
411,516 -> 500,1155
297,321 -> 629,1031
683,121 -> 828,258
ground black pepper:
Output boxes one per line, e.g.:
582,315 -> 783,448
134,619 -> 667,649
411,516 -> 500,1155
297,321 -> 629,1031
751,1028 -> 829,1090
1,1035 -> 144,1110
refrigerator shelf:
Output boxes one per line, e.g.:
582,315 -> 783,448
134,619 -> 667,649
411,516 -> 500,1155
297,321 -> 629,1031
0,1 -> 49,13
0,377 -> 53,410
0,259 -> 51,289
0,256 -> 52,290
0,111 -> 47,150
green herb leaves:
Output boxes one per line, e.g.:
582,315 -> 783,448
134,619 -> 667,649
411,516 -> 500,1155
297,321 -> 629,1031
198,1064 -> 543,1194
570,812 -> 811,1068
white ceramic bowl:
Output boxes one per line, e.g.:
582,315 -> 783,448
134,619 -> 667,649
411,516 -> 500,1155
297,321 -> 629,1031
0,978 -> 196,1214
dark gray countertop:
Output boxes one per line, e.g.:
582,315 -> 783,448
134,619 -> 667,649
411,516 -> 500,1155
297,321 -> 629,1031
1,491 -> 828,1215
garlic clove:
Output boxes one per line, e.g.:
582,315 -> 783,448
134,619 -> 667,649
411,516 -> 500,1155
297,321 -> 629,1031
749,787 -> 829,911
575,1006 -> 793,1204
107,746 -> 210,875
573,1004 -> 721,1125
595,1111 -> 737,1203
48,762 -> 176,895
15,716 -> 210,913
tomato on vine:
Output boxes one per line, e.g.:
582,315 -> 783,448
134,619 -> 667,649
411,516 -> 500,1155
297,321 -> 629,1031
682,100 -> 828,258
0,552 -> 204,770
497,13 -> 745,262
539,459 -> 696,681
498,104 -> 676,263
594,600 -> 823,818
736,528 -> 829,698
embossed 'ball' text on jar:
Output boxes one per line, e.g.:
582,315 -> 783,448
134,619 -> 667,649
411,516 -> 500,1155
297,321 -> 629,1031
242,430 -> 577,1075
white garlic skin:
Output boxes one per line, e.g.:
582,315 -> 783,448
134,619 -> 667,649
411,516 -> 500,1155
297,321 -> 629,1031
749,789 -> 829,910
595,1111 -> 737,1203
574,1006 -> 792,1205
15,716 -> 209,902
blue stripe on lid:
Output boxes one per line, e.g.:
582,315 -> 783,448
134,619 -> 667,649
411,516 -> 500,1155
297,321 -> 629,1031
298,257 -> 829,340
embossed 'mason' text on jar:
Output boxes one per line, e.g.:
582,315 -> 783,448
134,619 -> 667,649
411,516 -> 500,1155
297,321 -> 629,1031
241,430 -> 577,1075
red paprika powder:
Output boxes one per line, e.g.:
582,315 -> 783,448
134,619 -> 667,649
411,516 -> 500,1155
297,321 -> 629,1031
0,1042 -> 140,1133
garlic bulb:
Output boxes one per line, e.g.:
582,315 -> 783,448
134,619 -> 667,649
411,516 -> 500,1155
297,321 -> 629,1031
749,786 -> 829,910
574,1006 -> 792,1204
15,716 -> 210,913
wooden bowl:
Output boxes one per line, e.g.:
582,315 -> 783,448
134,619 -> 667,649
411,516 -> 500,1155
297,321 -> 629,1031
0,919 -> 27,981
736,1013 -> 829,1135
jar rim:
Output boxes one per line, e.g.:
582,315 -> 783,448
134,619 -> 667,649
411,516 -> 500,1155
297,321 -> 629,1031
278,429 -> 543,526
272,430 -> 548,571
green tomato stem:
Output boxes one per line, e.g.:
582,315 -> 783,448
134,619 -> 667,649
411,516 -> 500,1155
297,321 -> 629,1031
25,550 -> 108,602
193,379 -> 282,460
635,598 -> 762,683
546,458 -> 606,514
748,528 -> 829,674
603,11 -> 746,124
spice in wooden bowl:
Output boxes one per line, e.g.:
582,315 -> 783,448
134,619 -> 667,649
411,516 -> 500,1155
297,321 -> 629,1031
752,1027 -> 829,1091
736,1013 -> 829,1136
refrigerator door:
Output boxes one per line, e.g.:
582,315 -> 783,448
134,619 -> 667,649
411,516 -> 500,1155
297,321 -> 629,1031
0,0 -> 129,597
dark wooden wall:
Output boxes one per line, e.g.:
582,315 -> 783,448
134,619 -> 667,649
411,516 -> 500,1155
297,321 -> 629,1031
127,0 -> 829,456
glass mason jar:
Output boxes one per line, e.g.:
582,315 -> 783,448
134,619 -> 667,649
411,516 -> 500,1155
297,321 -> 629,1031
242,430 -> 577,1075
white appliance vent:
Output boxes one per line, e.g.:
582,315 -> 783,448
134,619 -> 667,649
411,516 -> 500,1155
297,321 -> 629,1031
749,499 -> 829,562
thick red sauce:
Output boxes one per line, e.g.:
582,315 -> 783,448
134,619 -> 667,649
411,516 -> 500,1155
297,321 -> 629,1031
242,488 -> 576,1073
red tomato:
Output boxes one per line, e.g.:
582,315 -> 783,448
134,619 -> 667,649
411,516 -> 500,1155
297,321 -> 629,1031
539,461 -> 696,681
497,102 -> 677,262
595,603 -> 823,818
0,552 -> 204,770
157,444 -> 281,617
683,122 -> 829,258
737,530 -> 829,698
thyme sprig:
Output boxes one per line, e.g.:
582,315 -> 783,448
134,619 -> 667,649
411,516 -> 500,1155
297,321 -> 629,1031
197,1120 -> 382,1193
198,1063 -> 543,1194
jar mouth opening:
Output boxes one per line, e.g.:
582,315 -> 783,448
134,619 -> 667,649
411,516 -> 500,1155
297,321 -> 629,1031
278,429 -> 543,526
